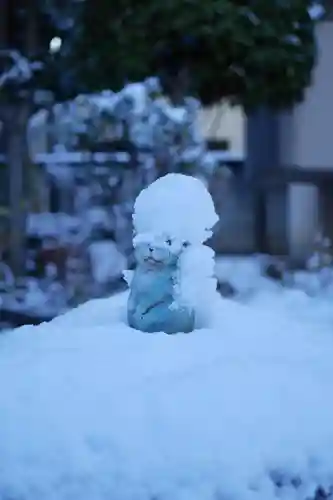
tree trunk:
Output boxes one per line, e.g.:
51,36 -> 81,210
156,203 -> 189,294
0,0 -> 8,48
253,188 -> 268,254
6,0 -> 38,276
8,104 -> 30,276
246,106 -> 281,254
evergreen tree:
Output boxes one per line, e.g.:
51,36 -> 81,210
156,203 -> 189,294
69,0 -> 319,109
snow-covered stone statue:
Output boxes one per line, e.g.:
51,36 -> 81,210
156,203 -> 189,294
125,174 -> 219,333
126,233 -> 195,334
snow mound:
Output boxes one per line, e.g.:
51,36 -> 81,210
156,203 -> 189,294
1,294 -> 333,500
133,173 -> 219,244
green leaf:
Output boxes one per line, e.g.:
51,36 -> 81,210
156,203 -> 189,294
64,0 -> 317,109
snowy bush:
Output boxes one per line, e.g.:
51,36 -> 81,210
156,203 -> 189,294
30,76 -> 217,180
26,77 -> 223,305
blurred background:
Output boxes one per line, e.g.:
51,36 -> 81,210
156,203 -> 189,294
0,0 -> 331,328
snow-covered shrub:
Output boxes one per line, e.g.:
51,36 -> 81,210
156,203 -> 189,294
26,77 -> 222,306
30,76 -> 218,180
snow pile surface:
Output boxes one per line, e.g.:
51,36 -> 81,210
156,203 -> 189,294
1,292 -> 333,500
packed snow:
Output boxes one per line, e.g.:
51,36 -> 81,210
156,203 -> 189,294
133,173 -> 219,245
1,288 -> 333,500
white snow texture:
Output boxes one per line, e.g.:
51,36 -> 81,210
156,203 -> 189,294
1,291 -> 333,500
133,173 -> 219,245
1,169 -> 333,499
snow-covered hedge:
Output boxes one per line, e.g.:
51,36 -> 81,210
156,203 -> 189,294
29,77 -> 217,178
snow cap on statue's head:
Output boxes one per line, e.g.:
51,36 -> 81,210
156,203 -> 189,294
133,174 -> 219,245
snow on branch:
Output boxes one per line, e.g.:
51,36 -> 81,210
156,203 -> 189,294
29,76 -> 219,180
0,50 -> 42,90
308,2 -> 326,20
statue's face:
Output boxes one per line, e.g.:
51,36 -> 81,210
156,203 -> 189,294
133,233 -> 189,269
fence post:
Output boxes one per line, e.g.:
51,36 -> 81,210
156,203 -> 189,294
246,107 -> 280,253
8,104 -> 30,276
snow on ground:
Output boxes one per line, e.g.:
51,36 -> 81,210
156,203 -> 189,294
2,177 -> 333,499
215,255 -> 333,330
1,287 -> 333,500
